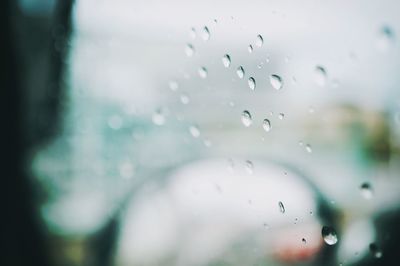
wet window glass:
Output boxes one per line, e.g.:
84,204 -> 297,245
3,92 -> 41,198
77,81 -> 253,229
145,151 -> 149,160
6,0 -> 400,266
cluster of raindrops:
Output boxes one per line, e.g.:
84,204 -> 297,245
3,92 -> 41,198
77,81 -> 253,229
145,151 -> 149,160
321,226 -> 338,245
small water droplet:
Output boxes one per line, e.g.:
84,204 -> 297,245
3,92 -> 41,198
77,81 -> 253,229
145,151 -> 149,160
245,160 -> 254,174
299,141 -> 304,146
198,66 -> 208,78
152,109 -> 166,126
308,106 -> 315,113
185,43 -> 195,57
203,139 -> 212,147
315,65 -> 327,86
248,44 -> 253,53
169,80 -> 179,91
180,93 -> 190,104
248,77 -> 256,90
278,201 -> 285,213
302,238 -> 307,244
262,119 -> 271,132
202,26 -> 210,41
278,113 -> 284,120
377,25 -> 395,51
222,54 -> 231,67
305,144 -> 312,153
190,27 -> 196,39
369,243 -> 383,258
256,34 -> 264,47
360,182 -> 373,199
108,115 -> 123,130
270,74 -> 283,90
236,66 -> 245,79
119,161 -> 135,179
241,110 -> 253,127
189,125 -> 200,138
322,226 -> 338,245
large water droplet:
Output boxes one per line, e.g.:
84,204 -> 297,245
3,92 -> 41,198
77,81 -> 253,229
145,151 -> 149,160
198,66 -> 208,78
305,144 -> 312,153
241,110 -> 253,127
248,77 -> 256,90
185,43 -> 195,57
377,25 -> 395,51
278,201 -> 285,213
245,160 -> 254,174
270,74 -> 283,90
369,243 -> 383,258
236,66 -> 245,79
189,125 -> 200,138
321,226 -> 338,245
202,26 -> 210,41
360,182 -> 373,199
222,54 -> 231,67
248,44 -> 253,53
256,34 -> 264,47
315,66 -> 327,86
152,109 -> 166,126
262,119 -> 271,132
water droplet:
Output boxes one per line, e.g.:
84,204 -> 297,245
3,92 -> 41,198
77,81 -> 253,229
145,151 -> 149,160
315,65 -> 327,86
202,26 -> 210,41
108,115 -> 123,130
302,238 -> 307,244
241,110 -> 253,127
236,66 -> 245,79
152,110 -> 166,126
305,144 -> 312,153
262,119 -> 271,132
322,226 -> 338,245
278,201 -> 285,213
308,106 -> 315,113
360,182 -> 373,199
248,44 -> 253,53
190,27 -> 196,39
270,74 -> 283,90
248,77 -> 256,90
256,34 -> 264,47
203,139 -> 212,147
278,113 -> 285,120
377,25 -> 395,51
185,43 -> 195,57
299,141 -> 304,146
169,80 -> 179,91
119,162 -> 135,179
180,93 -> 190,104
222,54 -> 231,67
263,223 -> 270,229
198,66 -> 208,78
257,62 -> 264,69
189,125 -> 200,138
245,160 -> 254,174
369,243 -> 383,258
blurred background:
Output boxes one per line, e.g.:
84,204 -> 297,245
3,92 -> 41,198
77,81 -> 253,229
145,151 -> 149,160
2,0 -> 400,265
